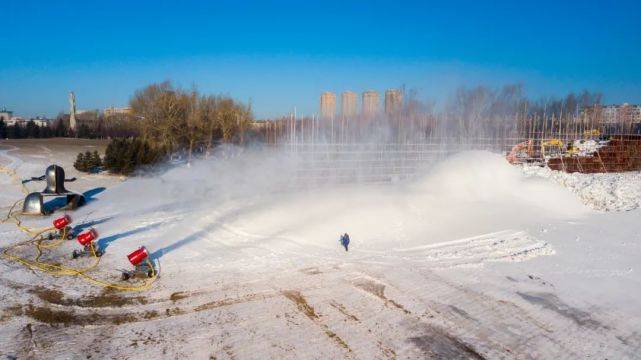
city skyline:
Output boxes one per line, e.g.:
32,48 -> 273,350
320,89 -> 403,119
2,1 -> 641,119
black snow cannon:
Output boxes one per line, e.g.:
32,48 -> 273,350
22,165 -> 86,215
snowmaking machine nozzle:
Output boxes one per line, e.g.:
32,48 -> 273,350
53,215 -> 71,229
45,214 -> 74,240
122,246 -> 154,280
72,228 -> 102,259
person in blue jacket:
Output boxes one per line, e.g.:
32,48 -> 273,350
340,233 -> 350,251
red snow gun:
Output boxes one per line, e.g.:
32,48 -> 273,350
72,228 -> 103,259
48,215 -> 74,240
121,246 -> 155,280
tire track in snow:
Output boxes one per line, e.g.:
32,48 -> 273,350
374,265 -> 637,358
393,230 -> 554,268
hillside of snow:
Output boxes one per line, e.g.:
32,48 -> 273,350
1,140 -> 640,359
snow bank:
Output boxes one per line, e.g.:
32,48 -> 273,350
244,151 -> 589,251
522,165 -> 641,211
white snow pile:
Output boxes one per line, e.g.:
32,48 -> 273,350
521,165 -> 641,211
54,149 -> 590,274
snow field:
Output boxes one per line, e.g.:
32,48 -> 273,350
1,142 -> 641,358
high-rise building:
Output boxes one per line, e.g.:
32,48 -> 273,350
362,90 -> 379,118
385,89 -> 403,116
320,92 -> 336,119
341,91 -> 357,119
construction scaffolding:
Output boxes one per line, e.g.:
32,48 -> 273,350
251,110 -> 641,185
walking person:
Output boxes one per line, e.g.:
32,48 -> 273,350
340,233 -> 350,252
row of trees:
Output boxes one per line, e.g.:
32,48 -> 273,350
85,79 -> 257,174
49,113 -> 140,139
443,85 -> 606,138
103,138 -> 166,175
0,119 -> 57,139
0,116 -> 96,139
130,81 -> 253,162
73,151 -> 103,173
3,81 -> 254,173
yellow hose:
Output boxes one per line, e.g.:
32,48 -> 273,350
0,164 -> 157,291
2,219 -> 157,291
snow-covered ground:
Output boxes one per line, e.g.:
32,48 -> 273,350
523,164 -> 641,212
1,140 -> 640,359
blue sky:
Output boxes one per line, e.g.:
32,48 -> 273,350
1,0 -> 640,119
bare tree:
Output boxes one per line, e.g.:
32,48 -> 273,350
129,81 -> 254,159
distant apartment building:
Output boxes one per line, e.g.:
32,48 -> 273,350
620,103 -> 641,123
320,92 -> 337,119
362,90 -> 380,118
0,108 -> 13,123
30,116 -> 51,127
583,103 -> 641,124
77,109 -> 97,116
6,116 -> 26,127
634,105 -> 641,123
603,105 -> 619,123
384,89 -> 402,116
341,91 -> 357,119
104,106 -> 132,117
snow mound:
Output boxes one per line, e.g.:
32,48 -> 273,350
416,151 -> 588,213
61,150 -> 591,272
522,165 -> 641,211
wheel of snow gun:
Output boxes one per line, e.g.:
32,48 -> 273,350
121,272 -> 130,281
147,269 -> 153,278
72,250 -> 79,259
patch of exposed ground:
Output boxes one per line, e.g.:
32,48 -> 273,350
377,339 -> 397,359
517,292 -> 606,329
31,286 -> 148,308
282,290 -> 318,319
282,290 -> 352,352
329,300 -> 360,322
299,267 -> 323,275
352,278 -> 410,314
0,138 -> 110,157
24,305 -> 143,326
0,304 -> 24,323
169,291 -> 203,302
407,328 -> 485,359
350,278 -> 485,358
448,305 -> 477,323
194,292 -> 276,312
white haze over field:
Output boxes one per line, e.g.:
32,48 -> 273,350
73,149 -> 590,268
